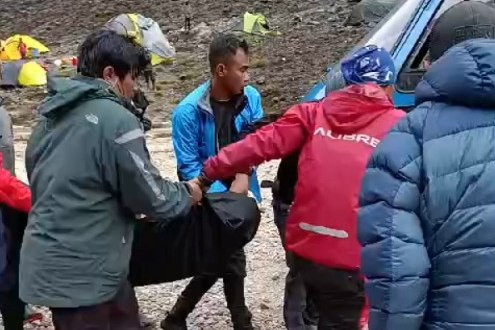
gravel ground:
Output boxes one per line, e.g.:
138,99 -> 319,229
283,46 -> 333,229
11,125 -> 286,330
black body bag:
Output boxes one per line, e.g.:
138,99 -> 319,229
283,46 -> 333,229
129,192 -> 260,286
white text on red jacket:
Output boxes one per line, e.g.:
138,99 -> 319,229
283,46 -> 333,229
313,127 -> 380,148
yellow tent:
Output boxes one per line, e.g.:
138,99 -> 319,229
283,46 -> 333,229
0,35 -> 50,61
127,14 -> 167,65
105,14 -> 175,66
17,61 -> 47,87
243,12 -> 281,36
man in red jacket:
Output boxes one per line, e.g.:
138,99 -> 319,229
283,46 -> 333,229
196,45 -> 405,330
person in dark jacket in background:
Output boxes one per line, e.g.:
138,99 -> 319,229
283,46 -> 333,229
197,45 -> 404,330
183,1 -> 193,32
0,100 -> 45,327
358,3 -> 495,330
0,100 -> 15,175
272,152 -> 318,330
19,30 -> 202,330
163,33 -> 262,330
0,152 -> 31,330
143,61 -> 156,91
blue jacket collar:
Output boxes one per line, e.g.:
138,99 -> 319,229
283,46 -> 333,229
197,80 -> 248,115
198,81 -> 214,115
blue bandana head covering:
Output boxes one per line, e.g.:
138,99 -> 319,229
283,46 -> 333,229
341,45 -> 396,87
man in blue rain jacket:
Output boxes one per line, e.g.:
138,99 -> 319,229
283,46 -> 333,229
164,33 -> 263,330
172,78 -> 263,200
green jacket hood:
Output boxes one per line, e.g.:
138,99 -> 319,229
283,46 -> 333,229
39,75 -> 121,119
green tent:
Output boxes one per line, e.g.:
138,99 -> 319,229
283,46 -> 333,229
242,12 -> 280,36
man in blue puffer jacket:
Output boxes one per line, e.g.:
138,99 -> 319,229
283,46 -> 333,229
358,2 -> 495,329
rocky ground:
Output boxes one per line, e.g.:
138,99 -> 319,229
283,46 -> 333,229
1,0 -> 370,328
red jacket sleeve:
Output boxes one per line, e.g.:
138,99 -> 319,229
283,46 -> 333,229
203,103 -> 312,181
0,168 -> 31,213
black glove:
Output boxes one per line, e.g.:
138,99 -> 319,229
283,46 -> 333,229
198,171 -> 214,190
141,116 -> 152,132
237,114 -> 281,140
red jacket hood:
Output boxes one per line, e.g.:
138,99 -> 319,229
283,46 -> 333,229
322,83 -> 395,134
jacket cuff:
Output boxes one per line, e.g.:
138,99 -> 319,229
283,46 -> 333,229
198,171 -> 214,189
184,182 -> 193,196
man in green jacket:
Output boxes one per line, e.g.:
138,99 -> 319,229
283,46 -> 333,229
19,30 -> 202,330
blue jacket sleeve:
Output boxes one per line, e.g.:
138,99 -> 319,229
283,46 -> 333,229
358,105 -> 431,330
172,105 -> 202,181
250,88 -> 264,122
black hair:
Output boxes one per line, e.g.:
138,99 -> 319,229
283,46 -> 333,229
77,29 -> 149,79
208,33 -> 249,73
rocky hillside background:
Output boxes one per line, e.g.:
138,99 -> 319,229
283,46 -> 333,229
0,0 -> 368,127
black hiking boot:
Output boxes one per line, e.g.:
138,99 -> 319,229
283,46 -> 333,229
231,308 -> 254,330
159,287 -> 204,330
160,297 -> 192,330
223,274 -> 253,330
161,276 -> 217,330
160,313 -> 187,330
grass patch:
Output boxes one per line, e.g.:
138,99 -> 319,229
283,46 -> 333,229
251,57 -> 267,68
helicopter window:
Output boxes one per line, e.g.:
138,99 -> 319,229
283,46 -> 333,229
395,35 -> 430,93
396,0 -> 495,93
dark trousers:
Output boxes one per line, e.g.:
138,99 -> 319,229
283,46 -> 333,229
273,199 -> 318,330
144,71 -> 155,90
181,274 -> 250,322
176,249 -> 251,328
185,18 -> 191,31
1,206 -> 27,330
294,256 -> 365,330
168,249 -> 250,329
0,285 -> 25,330
284,254 -> 318,329
51,281 -> 140,330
